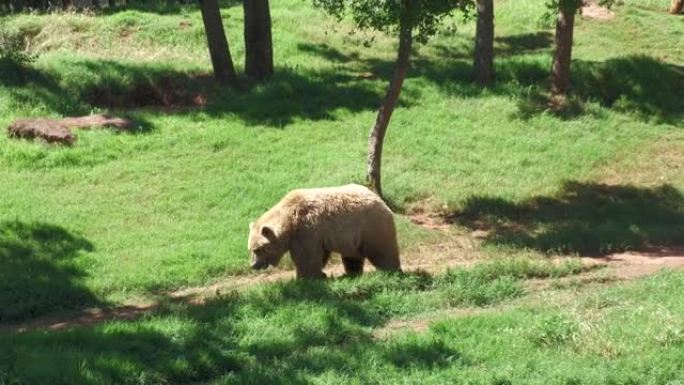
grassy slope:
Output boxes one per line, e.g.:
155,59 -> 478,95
0,0 -> 683,321
1,262 -> 683,385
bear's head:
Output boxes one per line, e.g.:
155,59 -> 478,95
248,222 -> 288,270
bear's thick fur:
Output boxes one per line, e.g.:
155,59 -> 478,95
248,184 -> 401,278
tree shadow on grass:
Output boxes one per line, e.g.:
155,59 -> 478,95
1,57 -> 396,128
500,55 -> 683,123
236,274 -> 461,374
1,60 -> 155,133
0,221 -> 102,323
353,31 -> 552,65
298,41 -> 683,124
448,182 -> 684,256
382,336 -> 466,369
93,0 -> 242,15
0,305 -> 245,385
572,56 -> 684,123
0,59 -> 86,116
0,272 -> 463,385
201,68 -> 396,127
464,55 -> 682,123
6,39 -> 679,130
298,42 -> 361,63
494,31 -> 554,57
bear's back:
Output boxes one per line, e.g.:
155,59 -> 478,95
282,184 -> 390,224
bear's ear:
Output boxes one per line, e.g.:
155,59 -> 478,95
249,222 -> 254,231
261,225 -> 277,241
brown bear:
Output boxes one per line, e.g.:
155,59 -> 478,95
248,184 -> 401,279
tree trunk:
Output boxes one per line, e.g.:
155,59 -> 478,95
198,0 -> 240,87
671,0 -> 683,14
550,4 -> 576,96
474,0 -> 494,86
108,0 -> 114,8
11,0 -> 23,12
367,24 -> 412,199
243,0 -> 273,81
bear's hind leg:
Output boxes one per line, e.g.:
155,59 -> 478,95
342,256 -> 364,276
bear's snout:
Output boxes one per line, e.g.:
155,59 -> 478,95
251,259 -> 269,270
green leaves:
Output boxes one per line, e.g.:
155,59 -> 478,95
312,0 -> 473,43
540,0 -> 618,29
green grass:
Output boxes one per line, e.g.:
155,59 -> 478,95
453,181 -> 684,255
0,0 -> 682,322
1,263 -> 682,385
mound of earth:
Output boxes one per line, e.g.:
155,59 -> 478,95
7,119 -> 75,145
7,114 -> 135,145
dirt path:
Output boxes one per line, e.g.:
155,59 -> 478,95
1,240 -> 477,333
2,245 -> 682,334
586,246 -> 684,279
374,247 -> 684,339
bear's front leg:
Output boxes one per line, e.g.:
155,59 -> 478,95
290,242 -> 327,279
342,255 -> 364,276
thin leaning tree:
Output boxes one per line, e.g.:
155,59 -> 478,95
314,0 -> 472,199
548,0 -> 616,98
548,0 -> 584,97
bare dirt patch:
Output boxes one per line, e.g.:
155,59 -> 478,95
590,246 -> 684,280
405,199 -> 451,230
582,0 -> 615,20
409,210 -> 451,230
